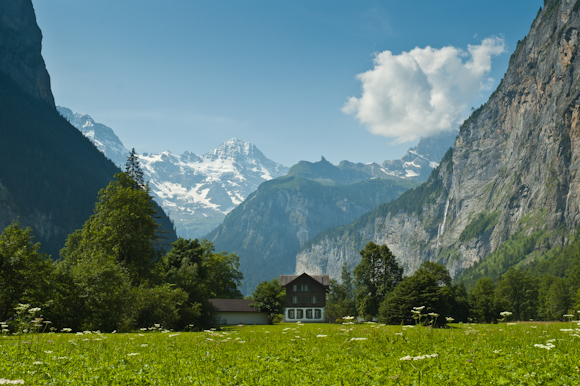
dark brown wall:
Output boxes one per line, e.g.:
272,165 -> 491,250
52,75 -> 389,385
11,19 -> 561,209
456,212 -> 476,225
283,276 -> 327,308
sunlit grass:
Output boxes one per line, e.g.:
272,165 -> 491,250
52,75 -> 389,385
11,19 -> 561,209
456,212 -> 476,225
1,321 -> 579,385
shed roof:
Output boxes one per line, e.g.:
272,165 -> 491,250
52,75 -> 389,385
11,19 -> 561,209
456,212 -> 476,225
209,299 -> 259,313
279,273 -> 330,287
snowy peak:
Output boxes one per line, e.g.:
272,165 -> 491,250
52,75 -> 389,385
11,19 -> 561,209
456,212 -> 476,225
58,106 -> 130,167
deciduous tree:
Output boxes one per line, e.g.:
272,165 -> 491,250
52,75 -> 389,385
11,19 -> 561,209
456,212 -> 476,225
251,279 -> 285,324
354,242 -> 403,319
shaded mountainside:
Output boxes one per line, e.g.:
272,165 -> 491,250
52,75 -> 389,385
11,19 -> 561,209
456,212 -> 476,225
0,1 -> 177,257
297,0 -> 580,286
207,174 -> 418,294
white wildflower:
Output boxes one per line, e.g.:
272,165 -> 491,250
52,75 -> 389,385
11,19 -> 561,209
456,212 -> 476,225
316,335 -> 327,338
0,379 -> 25,384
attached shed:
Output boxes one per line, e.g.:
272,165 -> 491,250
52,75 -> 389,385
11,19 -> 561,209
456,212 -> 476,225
209,298 -> 269,325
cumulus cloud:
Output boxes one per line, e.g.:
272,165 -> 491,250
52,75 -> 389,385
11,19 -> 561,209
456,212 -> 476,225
343,36 -> 505,142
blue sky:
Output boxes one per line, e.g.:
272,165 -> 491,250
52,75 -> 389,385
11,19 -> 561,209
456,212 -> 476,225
33,0 -> 543,167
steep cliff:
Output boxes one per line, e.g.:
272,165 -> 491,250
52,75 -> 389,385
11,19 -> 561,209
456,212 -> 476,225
0,0 -> 177,256
297,0 -> 580,284
0,0 -> 54,106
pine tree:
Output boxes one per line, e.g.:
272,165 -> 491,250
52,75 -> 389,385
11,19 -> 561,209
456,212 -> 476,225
125,148 -> 146,190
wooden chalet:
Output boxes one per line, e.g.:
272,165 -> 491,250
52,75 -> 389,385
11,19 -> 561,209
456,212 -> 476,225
279,273 -> 330,323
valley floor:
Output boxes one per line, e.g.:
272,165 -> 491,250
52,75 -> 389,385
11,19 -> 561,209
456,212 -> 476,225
1,321 -> 579,385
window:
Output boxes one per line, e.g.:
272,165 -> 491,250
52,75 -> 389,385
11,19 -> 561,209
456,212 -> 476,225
310,296 -> 318,304
314,309 -> 322,319
296,309 -> 303,319
292,284 -> 298,292
291,296 -> 299,304
306,309 -> 313,319
288,309 -> 295,319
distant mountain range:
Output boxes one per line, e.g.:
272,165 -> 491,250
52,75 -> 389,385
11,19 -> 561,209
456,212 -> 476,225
59,106 -> 456,293
60,106 -> 456,247
57,107 -> 289,239
207,132 -> 457,294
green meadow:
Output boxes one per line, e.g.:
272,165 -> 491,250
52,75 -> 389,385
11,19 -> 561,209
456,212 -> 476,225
1,322 -> 579,385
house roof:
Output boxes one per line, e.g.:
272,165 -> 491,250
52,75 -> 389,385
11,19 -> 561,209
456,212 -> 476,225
279,273 -> 331,287
209,299 -> 260,313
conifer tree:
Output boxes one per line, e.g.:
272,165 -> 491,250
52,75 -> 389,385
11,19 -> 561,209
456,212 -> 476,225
125,148 -> 146,190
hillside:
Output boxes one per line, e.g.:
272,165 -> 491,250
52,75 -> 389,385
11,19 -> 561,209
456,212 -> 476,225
297,0 -> 580,285
208,171 -> 418,294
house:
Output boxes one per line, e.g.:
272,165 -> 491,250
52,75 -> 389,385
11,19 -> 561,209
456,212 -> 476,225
209,298 -> 269,325
279,273 -> 330,322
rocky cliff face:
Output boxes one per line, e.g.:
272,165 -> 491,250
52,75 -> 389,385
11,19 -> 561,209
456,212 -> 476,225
297,0 -> 580,282
0,0 -> 54,106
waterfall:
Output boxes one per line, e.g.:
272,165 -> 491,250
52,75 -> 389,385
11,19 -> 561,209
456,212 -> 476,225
440,198 -> 450,235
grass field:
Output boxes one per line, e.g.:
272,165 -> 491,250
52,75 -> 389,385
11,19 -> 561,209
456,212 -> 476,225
1,321 -> 579,385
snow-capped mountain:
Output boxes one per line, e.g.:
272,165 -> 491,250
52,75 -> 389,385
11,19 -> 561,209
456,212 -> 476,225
57,106 -> 289,239
139,139 -> 289,239
58,107 -> 130,167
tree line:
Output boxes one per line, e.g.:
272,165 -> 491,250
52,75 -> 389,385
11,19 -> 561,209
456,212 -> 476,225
0,151 -> 243,332
326,241 -> 580,324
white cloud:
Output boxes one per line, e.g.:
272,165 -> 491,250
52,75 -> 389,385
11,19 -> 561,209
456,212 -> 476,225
343,36 -> 505,142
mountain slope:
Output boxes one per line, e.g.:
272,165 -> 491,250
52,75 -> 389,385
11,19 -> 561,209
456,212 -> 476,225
0,0 -> 177,257
207,174 -> 417,294
297,0 -> 580,286
207,131 -> 455,294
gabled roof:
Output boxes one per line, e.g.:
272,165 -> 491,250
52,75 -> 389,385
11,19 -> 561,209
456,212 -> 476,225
209,299 -> 261,313
279,272 -> 330,287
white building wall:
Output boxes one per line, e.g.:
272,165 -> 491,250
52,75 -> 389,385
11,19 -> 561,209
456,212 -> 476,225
216,312 -> 269,325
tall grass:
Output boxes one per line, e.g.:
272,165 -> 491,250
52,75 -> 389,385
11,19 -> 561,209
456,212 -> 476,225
1,320 -> 579,385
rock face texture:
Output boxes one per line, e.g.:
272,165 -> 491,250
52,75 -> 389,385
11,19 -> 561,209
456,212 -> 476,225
0,0 -> 54,106
297,0 -> 580,282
